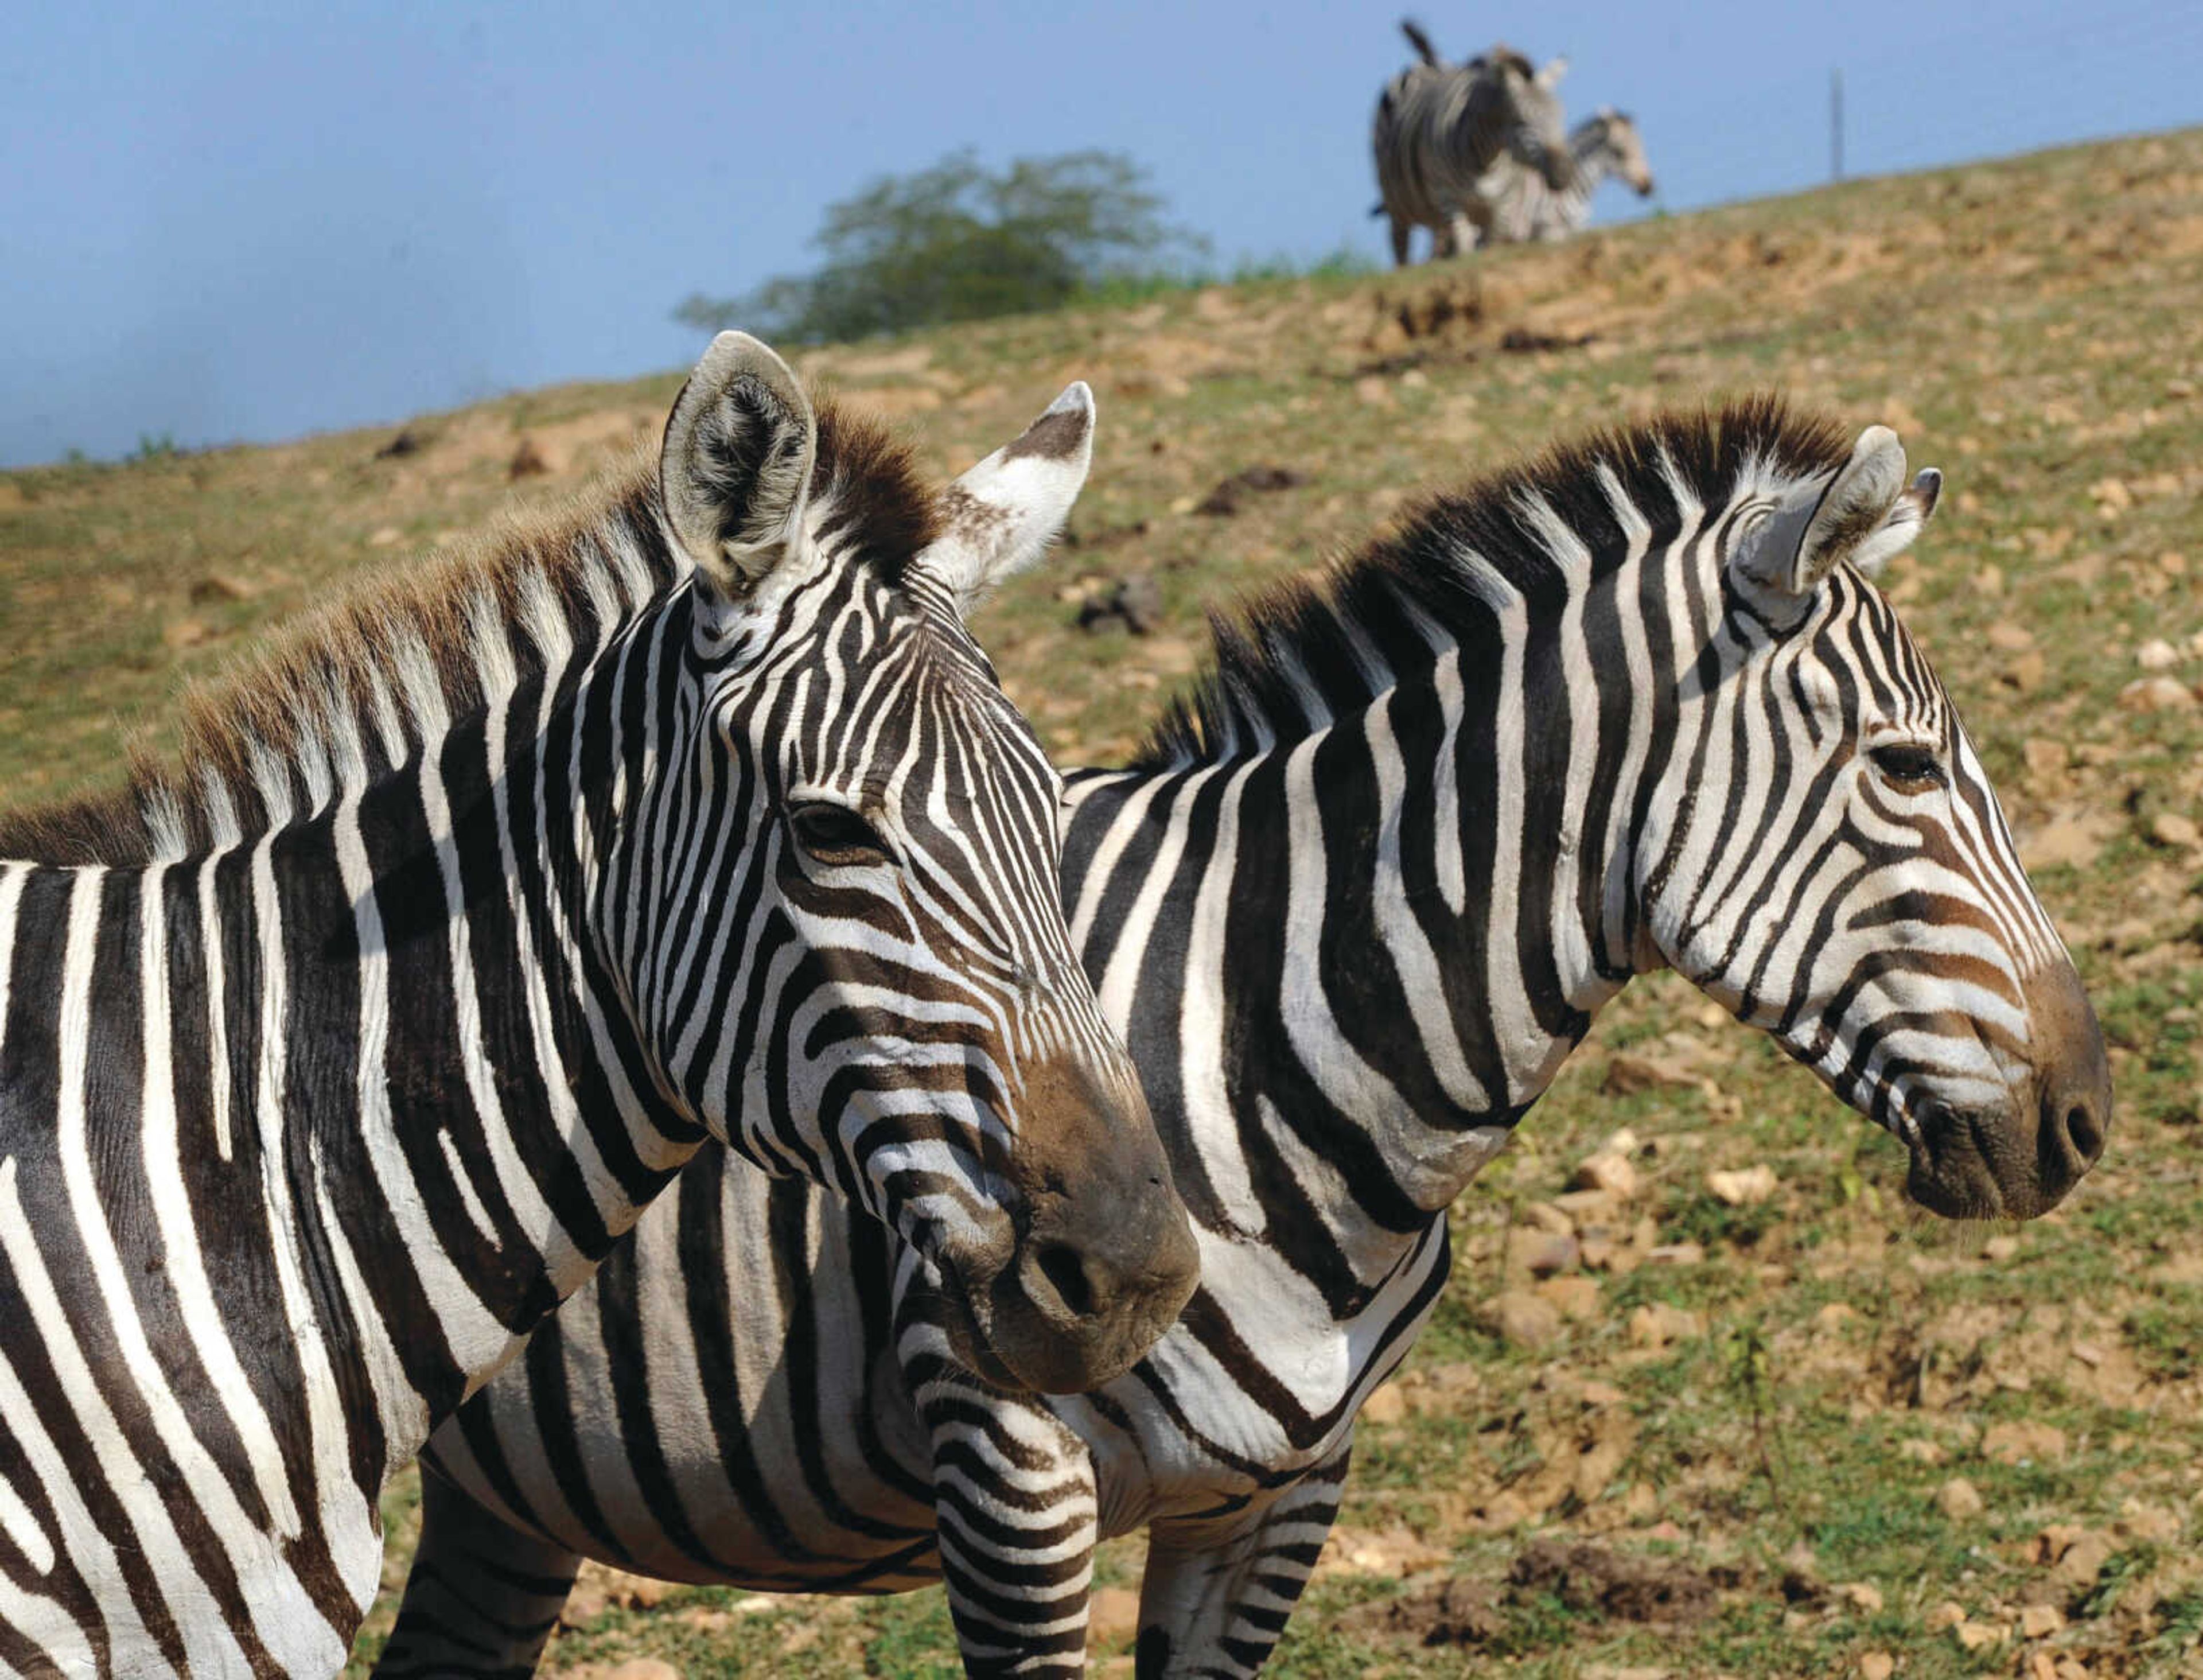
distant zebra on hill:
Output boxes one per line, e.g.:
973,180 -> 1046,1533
376,400 -> 2111,1679
1484,108 -> 1656,244
0,334 -> 1195,1676
1373,20 -> 1574,266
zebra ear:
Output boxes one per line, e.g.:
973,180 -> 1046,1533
1535,54 -> 1569,89
917,382 -> 1096,616
661,331 -> 818,600
1733,425 -> 1937,607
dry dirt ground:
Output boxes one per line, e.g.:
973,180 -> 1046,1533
4,129 -> 2202,1679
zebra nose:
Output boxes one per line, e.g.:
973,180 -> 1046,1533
2022,957 -> 2112,1207
2038,1082 -> 2108,1196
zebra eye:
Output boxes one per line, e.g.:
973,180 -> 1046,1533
787,802 -> 892,867
1868,742 -> 1945,792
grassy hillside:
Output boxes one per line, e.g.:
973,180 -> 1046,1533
6,129 -> 2202,1678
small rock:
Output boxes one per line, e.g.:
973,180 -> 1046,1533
2019,1602 -> 2065,1638
189,572 -> 258,604
605,1663 -> 681,1680
2119,675 -> 2195,711
2151,812 -> 2201,848
1858,1653 -> 1895,1680
1983,1234 -> 2021,1261
367,525 -> 403,547
2002,649 -> 2048,692
1355,375 -> 1395,409
1955,1620 -> 2008,1652
1506,1228 -> 1579,1277
1986,620 -> 2034,651
1491,1289 -> 1563,1348
1603,1052 -> 1700,1095
1925,1600 -> 1968,1631
2136,638 -> 2181,670
1626,1301 -> 1704,1348
1571,1151 -> 1640,1199
1898,1437 -> 1945,1465
508,437 -> 550,479
1536,1274 -> 1602,1320
2022,737 -> 2069,784
1645,1242 -> 1704,1266
1361,1382 -> 1407,1426
1841,1581 -> 1885,1613
1705,1164 -> 1777,1207
1936,1476 -> 1985,1520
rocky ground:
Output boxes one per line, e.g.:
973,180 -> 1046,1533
4,127 -> 2201,1679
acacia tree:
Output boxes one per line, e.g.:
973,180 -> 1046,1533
674,150 -> 1204,343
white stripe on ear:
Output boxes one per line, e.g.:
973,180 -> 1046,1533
661,332 -> 817,600
918,382 -> 1097,616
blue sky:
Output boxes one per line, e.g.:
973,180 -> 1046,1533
1,0 -> 2193,466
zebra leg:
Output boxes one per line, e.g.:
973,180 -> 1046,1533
371,1468 -> 581,1680
924,1385 -> 1100,1677
1130,1444 -> 1353,1678
1388,215 -> 1412,267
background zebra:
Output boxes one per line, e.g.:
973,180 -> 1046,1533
1372,21 -> 1574,266
1484,108 -> 1657,245
0,333 -> 1196,1676
374,400 -> 2110,1678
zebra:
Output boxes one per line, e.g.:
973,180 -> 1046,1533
1373,21 -> 1574,266
376,398 -> 2112,1678
0,330 -> 1200,1677
1483,108 -> 1657,246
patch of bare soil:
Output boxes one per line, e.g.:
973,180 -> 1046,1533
1353,1540 -> 1721,1648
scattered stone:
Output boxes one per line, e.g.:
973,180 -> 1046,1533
563,1561 -> 680,1626
1898,1437 -> 1946,1465
1361,1382 -> 1408,1426
2136,637 -> 2181,670
1571,1151 -> 1640,1199
2001,649 -> 2048,692
2151,811 -> 2200,848
2034,1525 -> 2116,1588
1490,1289 -> 1564,1348
1840,1581 -> 1885,1613
1925,1600 -> 1967,1632
1936,1476 -> 1985,1520
1355,375 -> 1395,409
508,436 -> 550,479
1506,1228 -> 1579,1277
1603,1052 -> 1701,1095
1194,464 -> 1306,516
2118,675 -> 2195,711
1645,1242 -> 1705,1266
2019,1602 -> 2066,1638
1522,1200 -> 1575,1236
1324,1524 -> 1450,1577
1536,1274 -> 1603,1320
1705,1164 -> 1777,1206
1858,1653 -> 1895,1680
1627,1302 -> 1705,1349
2018,810 -> 2116,872
162,617 -> 216,650
367,525 -> 403,547
1076,573 -> 1164,636
1986,620 -> 2035,651
1983,1420 -> 2068,1465
1955,1620 -> 2009,1652
1983,1234 -> 2021,1261
1350,1576 -> 1505,1646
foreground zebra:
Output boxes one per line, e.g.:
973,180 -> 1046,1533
0,333 -> 1199,1676
379,400 -> 2111,1678
1484,108 -> 1657,245
1373,22 -> 1574,265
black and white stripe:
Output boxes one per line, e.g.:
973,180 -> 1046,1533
0,335 -> 1193,1677
377,400 -> 2111,1678
1372,23 -> 1574,266
1483,108 -> 1657,246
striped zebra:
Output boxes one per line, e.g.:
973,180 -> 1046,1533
377,399 -> 2111,1678
0,332 -> 1198,1677
1373,22 -> 1574,266
1484,108 -> 1657,246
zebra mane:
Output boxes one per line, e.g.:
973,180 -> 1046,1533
0,400 -> 936,867
1134,396 -> 1855,771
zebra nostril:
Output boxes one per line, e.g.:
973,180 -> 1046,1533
1034,1242 -> 1099,1321
2060,1099 -> 2105,1166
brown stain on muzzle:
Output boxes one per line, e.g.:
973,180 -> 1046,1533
1909,956 -> 2112,1220
975,1047 -> 1200,1394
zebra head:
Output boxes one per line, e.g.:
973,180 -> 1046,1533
1593,108 -> 1656,196
1490,48 -> 1575,190
643,333 -> 1198,1392
1640,422 -> 2110,1220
